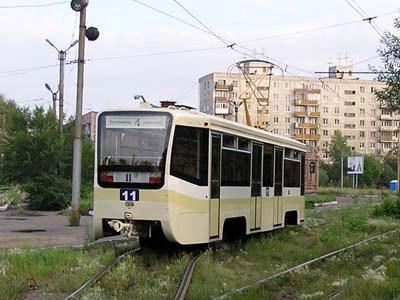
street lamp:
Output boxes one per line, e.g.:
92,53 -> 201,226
44,83 -> 58,117
45,39 -> 79,133
70,0 -> 88,11
70,0 -> 99,226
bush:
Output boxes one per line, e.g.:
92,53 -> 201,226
23,174 -> 71,210
372,198 -> 400,219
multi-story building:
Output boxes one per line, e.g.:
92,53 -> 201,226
199,63 -> 395,161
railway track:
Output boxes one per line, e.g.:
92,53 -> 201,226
174,252 -> 202,300
214,228 -> 400,299
65,246 -> 142,300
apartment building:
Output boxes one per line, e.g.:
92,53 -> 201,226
199,62 -> 394,161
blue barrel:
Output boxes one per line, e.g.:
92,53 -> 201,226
389,180 -> 398,192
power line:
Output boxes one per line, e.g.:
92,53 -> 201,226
0,1 -> 67,8
84,46 -> 226,62
237,8 -> 398,44
344,0 -> 384,37
0,64 -> 59,78
172,0 -> 227,46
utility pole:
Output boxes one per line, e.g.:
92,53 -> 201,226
70,0 -> 99,225
229,100 -> 243,122
70,4 -> 87,226
45,83 -> 58,117
45,38 -> 78,133
341,155 -> 344,190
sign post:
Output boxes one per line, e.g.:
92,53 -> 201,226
347,156 -> 364,190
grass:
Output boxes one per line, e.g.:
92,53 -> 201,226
2,201 -> 400,299
79,250 -> 190,299
233,232 -> 400,299
0,245 -> 115,300
305,187 -> 391,208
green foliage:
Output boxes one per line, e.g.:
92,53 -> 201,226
319,165 -> 328,187
358,155 -> 384,188
0,96 -> 94,210
374,18 -> 400,112
373,198 -> 400,219
24,174 -> 71,210
326,131 -> 352,185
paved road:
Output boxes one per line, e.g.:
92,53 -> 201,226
0,210 -> 92,249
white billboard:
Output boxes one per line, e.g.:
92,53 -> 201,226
347,156 -> 364,174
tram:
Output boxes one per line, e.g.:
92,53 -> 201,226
93,107 -> 307,245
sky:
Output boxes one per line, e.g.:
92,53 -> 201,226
0,0 -> 399,117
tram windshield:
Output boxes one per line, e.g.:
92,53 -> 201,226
97,112 -> 172,188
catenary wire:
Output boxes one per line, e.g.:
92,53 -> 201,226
0,0 -> 67,8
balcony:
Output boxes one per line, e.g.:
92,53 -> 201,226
308,112 -> 321,117
381,126 -> 397,132
380,114 -> 393,120
215,83 -> 233,91
294,133 -> 321,140
215,101 -> 231,115
294,99 -> 320,106
294,88 -> 321,94
380,136 -> 397,143
215,96 -> 228,101
293,111 -> 307,117
295,123 -> 320,129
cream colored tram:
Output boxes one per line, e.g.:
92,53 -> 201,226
93,107 -> 307,244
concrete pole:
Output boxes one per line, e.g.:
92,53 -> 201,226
397,132 -> 400,193
58,51 -> 66,133
52,93 -> 57,117
71,6 -> 86,225
341,155 -> 344,190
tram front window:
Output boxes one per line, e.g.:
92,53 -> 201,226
97,112 -> 172,189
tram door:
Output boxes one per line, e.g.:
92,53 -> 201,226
273,147 -> 283,225
250,143 -> 262,230
209,134 -> 221,239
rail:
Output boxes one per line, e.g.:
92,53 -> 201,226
174,253 -> 202,300
65,246 -> 142,299
214,228 -> 400,299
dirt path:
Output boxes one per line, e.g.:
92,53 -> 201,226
0,210 -> 92,248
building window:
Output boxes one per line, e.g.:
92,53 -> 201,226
286,105 -> 290,112
274,82 -> 279,88
335,119 -> 340,125
273,94 -> 279,100
371,131 -> 376,137
323,118 -> 328,125
360,86 -> 366,93
323,107 -> 328,113
274,117 -> 279,124
335,107 -> 340,114
286,128 -> 291,135
360,120 -> 365,126
360,131 -> 365,138
360,97 -> 365,103
360,108 -> 365,115
274,105 -> 279,112
286,117 -> 290,123
232,80 -> 238,87
344,90 -> 356,95
370,143 -> 375,149
285,82 -> 290,89
323,130 -> 328,136
371,120 -> 376,126
360,142 -> 365,148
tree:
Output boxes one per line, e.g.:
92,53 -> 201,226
358,155 -> 384,188
327,131 -> 352,185
374,18 -> 400,112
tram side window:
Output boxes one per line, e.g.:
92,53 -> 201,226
221,150 -> 250,186
170,126 -> 208,185
263,144 -> 274,187
284,159 -> 301,187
